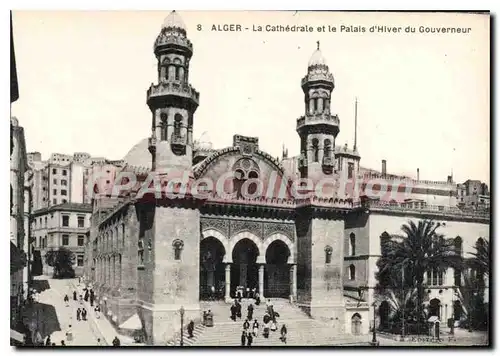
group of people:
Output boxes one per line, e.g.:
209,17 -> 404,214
234,286 -> 261,305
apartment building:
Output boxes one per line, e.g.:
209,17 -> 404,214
32,203 -> 92,277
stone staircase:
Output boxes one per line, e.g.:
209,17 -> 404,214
168,299 -> 370,347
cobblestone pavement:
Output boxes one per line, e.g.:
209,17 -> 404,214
33,276 -> 100,346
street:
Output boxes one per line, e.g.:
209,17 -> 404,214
27,276 -> 100,346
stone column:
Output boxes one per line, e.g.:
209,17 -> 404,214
259,264 -> 264,299
289,264 -> 297,302
445,304 -> 448,322
225,264 -> 231,302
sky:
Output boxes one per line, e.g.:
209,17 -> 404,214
11,11 -> 490,185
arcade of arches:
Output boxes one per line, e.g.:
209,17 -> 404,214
199,233 -> 297,301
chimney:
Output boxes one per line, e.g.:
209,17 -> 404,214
382,159 -> 387,175
417,168 -> 420,181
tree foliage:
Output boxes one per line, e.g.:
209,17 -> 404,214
375,219 -> 462,332
44,247 -> 75,279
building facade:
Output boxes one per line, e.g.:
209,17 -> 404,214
32,203 -> 92,277
83,11 -> 490,345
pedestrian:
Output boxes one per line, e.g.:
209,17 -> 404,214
270,319 -> 277,332
97,338 -> 102,346
252,319 -> 259,337
112,336 -> 121,347
255,292 -> 260,305
90,289 -> 95,306
280,324 -> 287,344
247,332 -> 253,346
64,294 -> 69,307
61,340 -> 66,346
230,303 -> 236,321
243,319 -> 250,331
247,303 -> 254,320
210,285 -> 215,301
187,320 -> 194,338
263,321 -> 270,339
95,305 -> 101,319
79,295 -> 83,305
84,289 -> 89,302
240,331 -> 246,346
236,300 -> 242,319
76,308 -> 81,321
82,308 -> 87,321
73,291 -> 77,301
45,335 -> 51,346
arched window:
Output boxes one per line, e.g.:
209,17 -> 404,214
173,239 -> 184,260
349,233 -> 356,256
168,65 -> 176,80
351,313 -> 362,335
312,138 -> 319,162
324,139 -> 332,158
160,113 -> 168,141
349,264 -> 356,280
324,246 -> 333,264
174,114 -> 182,137
175,66 -> 180,81
122,224 -> 126,247
454,236 -> 463,256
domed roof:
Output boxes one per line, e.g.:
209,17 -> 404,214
308,48 -> 326,67
123,138 -> 152,170
162,10 -> 186,31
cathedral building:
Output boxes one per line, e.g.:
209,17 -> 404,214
83,11 -> 490,345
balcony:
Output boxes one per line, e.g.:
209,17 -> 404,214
147,82 -> 200,106
322,155 -> 334,167
170,134 -> 187,155
154,33 -> 193,54
301,72 -> 335,88
296,114 -> 340,135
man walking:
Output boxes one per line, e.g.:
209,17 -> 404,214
76,308 -> 81,321
240,331 -> 246,346
247,303 -> 254,320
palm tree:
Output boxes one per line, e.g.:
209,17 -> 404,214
468,238 -> 489,276
377,219 -> 462,330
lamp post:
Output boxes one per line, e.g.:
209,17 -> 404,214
371,302 -> 379,346
180,306 -> 185,346
450,287 -> 455,335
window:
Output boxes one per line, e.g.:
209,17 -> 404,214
454,268 -> 461,287
349,265 -> 356,280
77,255 -> 84,267
53,179 -> 57,185
53,189 -> 57,195
61,179 -> 67,186
61,190 -> 67,196
349,233 -> 356,256
174,114 -> 182,137
348,162 -> 354,179
53,199 -> 57,204
428,268 -> 444,286
62,215 -> 69,227
77,235 -> 85,246
78,216 -> 85,228
44,217 -> 47,227
172,239 -> 184,260
62,235 -> 69,246
52,168 -> 57,174
312,138 -> 319,162
62,170 -> 67,176
324,245 -> 333,264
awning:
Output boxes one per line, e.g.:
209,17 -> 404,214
10,329 -> 24,343
119,313 -> 142,330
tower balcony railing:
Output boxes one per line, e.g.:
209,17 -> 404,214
322,155 -> 334,168
147,82 -> 200,104
154,33 -> 193,52
301,72 -> 335,87
170,133 -> 187,147
296,113 -> 340,130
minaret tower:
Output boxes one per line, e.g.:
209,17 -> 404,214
297,41 -> 339,180
147,10 -> 200,175
140,11 -> 202,345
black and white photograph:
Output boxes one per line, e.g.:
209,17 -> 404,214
9,9 -> 491,348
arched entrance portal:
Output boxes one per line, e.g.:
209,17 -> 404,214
264,240 -> 290,298
429,298 -> 441,319
231,239 -> 259,296
200,237 -> 226,300
351,313 -> 362,335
